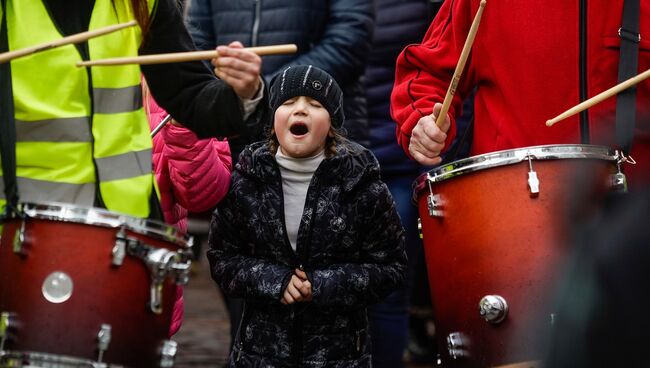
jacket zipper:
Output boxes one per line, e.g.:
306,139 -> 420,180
579,0 -> 590,143
251,0 -> 261,47
235,302 -> 248,362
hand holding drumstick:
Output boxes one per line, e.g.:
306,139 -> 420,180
409,104 -> 452,166
211,41 -> 262,100
408,0 -> 486,165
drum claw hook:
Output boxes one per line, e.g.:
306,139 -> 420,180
526,154 -> 540,197
612,151 -> 636,193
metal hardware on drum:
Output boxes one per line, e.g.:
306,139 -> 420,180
526,155 -> 540,196
612,151 -> 636,193
426,180 -> 445,218
417,218 -> 423,239
112,227 -> 128,266
478,295 -> 509,324
97,324 -> 112,363
160,340 -> 178,368
12,219 -> 25,255
0,349 -> 125,367
446,332 -> 469,360
41,271 -> 74,304
113,229 -> 192,314
0,312 -> 11,351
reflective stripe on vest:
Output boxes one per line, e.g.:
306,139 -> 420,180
2,0 -> 156,217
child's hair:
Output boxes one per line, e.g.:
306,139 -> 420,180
267,128 -> 346,158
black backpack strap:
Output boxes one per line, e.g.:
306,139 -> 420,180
615,0 -> 640,155
0,0 -> 20,217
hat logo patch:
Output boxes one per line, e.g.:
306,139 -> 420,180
312,80 -> 323,91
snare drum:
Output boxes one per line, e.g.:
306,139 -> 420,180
0,202 -> 193,367
412,145 -> 620,367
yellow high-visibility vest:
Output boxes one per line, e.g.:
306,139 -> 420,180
0,0 -> 157,218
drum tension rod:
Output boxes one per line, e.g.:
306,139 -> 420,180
96,324 -> 112,363
426,177 -> 445,218
12,219 -> 26,255
526,154 -> 540,196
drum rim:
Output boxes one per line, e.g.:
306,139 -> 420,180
0,349 -> 126,367
10,201 -> 193,248
412,144 -> 618,195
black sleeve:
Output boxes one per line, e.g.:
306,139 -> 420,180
140,0 -> 261,139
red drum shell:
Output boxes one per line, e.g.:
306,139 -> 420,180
0,203 -> 191,367
414,145 -> 617,367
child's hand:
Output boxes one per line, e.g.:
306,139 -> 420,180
294,269 -> 312,302
280,270 -> 313,304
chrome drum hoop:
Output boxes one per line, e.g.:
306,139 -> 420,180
3,202 -> 193,249
412,144 -> 618,198
0,349 -> 125,367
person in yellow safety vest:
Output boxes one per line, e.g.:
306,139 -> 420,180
0,0 -> 266,219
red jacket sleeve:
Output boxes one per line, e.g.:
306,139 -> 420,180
390,0 -> 478,158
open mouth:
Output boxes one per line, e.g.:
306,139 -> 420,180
289,122 -> 309,136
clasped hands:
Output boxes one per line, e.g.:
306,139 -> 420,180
280,268 -> 313,305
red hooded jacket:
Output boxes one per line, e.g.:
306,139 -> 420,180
391,0 -> 650,184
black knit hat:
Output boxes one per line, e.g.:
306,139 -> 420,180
269,65 -> 345,128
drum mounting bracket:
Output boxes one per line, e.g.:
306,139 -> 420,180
112,227 -> 192,314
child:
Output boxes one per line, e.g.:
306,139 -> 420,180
208,65 -> 407,367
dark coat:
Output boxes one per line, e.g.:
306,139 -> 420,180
364,0 -> 437,175
208,140 -> 407,367
187,0 -> 375,153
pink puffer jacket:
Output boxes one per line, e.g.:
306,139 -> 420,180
146,88 -> 232,336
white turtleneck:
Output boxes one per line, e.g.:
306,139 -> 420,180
275,148 -> 325,251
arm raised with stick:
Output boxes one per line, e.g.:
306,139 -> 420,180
408,0 -> 486,165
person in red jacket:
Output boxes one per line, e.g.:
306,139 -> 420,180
391,0 -> 650,186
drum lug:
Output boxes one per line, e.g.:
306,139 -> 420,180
112,227 -> 128,266
427,194 -> 445,218
1,311 -> 14,351
417,218 -> 423,239
446,332 -> 469,360
12,220 -> 26,255
426,178 -> 445,217
526,155 -> 540,196
611,152 -> 633,193
96,324 -> 112,364
479,295 -> 509,324
160,340 -> 178,367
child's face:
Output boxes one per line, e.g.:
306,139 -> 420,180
274,96 -> 332,158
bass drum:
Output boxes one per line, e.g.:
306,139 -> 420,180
412,145 -> 621,367
0,202 -> 193,367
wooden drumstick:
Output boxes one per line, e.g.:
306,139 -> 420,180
434,0 -> 487,128
546,67 -> 650,127
0,21 -> 137,64
77,44 -> 298,67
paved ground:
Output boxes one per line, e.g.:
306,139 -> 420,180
173,241 -> 437,368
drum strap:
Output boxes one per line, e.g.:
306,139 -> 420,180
0,0 -> 21,216
615,0 -> 640,155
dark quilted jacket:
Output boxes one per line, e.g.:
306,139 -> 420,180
187,0 -> 375,150
208,140 -> 407,367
